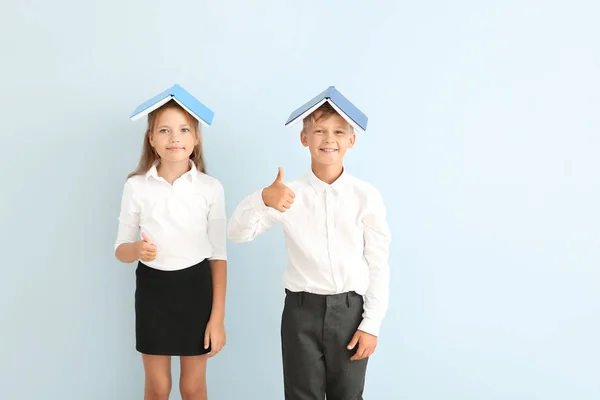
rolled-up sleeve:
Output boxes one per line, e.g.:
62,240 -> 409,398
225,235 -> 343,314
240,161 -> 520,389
114,179 -> 140,250
208,180 -> 227,261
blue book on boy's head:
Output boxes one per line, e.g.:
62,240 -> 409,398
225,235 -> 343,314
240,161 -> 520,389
130,84 -> 215,127
284,86 -> 368,133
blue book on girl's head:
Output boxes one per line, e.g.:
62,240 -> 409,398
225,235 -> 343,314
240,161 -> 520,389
284,86 -> 368,133
130,84 -> 215,126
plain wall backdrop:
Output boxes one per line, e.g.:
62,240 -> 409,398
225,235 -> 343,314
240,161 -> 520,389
1,0 -> 599,399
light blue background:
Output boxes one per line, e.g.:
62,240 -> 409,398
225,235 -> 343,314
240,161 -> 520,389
1,0 -> 598,399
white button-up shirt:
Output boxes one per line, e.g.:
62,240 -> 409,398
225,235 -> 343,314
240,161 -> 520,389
227,169 -> 391,336
114,162 -> 227,271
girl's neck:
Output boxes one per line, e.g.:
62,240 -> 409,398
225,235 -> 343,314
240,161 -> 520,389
311,163 -> 344,185
157,159 -> 191,184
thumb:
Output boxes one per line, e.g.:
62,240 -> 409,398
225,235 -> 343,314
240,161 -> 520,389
347,332 -> 360,350
204,330 -> 210,349
275,167 -> 284,183
141,232 -> 152,244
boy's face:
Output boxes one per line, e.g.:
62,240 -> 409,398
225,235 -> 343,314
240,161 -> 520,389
149,107 -> 199,163
301,112 -> 355,168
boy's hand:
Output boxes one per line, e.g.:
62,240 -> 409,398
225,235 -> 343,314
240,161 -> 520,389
347,329 -> 377,361
138,233 -> 157,262
262,167 -> 295,212
204,318 -> 226,358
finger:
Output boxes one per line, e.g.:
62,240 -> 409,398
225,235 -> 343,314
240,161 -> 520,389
352,347 -> 368,361
141,232 -> 152,244
361,347 -> 371,359
141,251 -> 156,259
210,343 -> 222,358
347,333 -> 360,350
361,345 -> 372,358
210,339 -> 223,356
204,332 -> 210,350
275,167 -> 284,183
288,190 -> 296,198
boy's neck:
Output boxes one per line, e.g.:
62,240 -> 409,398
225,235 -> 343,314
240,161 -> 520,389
157,159 -> 191,184
311,163 -> 344,185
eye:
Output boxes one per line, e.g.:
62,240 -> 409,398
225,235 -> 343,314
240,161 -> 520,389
335,131 -> 345,135
181,128 -> 190,133
159,128 -> 169,133
314,130 -> 324,135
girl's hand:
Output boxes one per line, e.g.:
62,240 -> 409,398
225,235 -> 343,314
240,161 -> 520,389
138,233 -> 157,262
204,318 -> 226,358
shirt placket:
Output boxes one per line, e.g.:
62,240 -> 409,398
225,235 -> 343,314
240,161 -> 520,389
325,187 -> 340,291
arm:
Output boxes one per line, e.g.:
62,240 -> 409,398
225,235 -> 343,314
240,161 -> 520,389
205,181 -> 228,357
207,181 -> 228,320
114,179 -> 142,263
205,258 -> 227,358
227,189 -> 284,243
358,190 -> 391,337
227,167 -> 293,243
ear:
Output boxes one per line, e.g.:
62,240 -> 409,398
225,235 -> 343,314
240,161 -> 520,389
300,130 -> 309,147
148,130 -> 155,147
347,132 -> 356,148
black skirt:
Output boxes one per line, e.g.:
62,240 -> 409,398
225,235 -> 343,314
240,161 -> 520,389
135,259 -> 213,356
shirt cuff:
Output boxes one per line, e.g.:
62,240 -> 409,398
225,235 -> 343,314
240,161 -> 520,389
250,189 -> 269,210
358,317 -> 381,337
250,189 -> 282,221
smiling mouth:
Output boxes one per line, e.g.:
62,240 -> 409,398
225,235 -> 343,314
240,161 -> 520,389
320,148 -> 338,153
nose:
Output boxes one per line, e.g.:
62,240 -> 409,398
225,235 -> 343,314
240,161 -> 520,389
169,131 -> 181,142
323,132 -> 335,143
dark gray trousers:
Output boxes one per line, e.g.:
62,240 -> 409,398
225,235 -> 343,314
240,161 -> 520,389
281,290 -> 369,400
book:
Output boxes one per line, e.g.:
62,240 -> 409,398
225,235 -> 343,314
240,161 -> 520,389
130,84 -> 214,126
284,86 -> 368,133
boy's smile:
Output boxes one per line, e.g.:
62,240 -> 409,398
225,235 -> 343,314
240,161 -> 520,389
301,111 -> 355,169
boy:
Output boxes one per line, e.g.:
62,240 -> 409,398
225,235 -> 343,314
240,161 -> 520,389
227,86 -> 391,399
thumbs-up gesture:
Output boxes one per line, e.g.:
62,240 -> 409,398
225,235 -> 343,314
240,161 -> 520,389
262,167 -> 295,212
138,232 -> 157,262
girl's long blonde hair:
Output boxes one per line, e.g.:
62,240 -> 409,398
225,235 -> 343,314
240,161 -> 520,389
128,100 -> 206,178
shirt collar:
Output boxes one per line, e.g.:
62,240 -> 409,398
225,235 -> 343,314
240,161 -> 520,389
306,168 -> 350,194
145,160 -> 199,183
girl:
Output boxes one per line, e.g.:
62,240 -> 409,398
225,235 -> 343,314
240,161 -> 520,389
114,99 -> 227,400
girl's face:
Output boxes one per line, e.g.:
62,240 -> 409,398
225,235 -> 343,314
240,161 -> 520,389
149,107 -> 199,164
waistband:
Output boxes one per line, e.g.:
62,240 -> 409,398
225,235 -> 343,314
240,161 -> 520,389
137,258 -> 210,278
284,289 -> 362,307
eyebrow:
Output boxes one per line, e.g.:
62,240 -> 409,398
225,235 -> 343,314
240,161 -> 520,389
157,124 -> 191,128
313,126 -> 347,131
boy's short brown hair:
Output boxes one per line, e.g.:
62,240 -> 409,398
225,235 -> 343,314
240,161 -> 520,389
302,102 -> 353,132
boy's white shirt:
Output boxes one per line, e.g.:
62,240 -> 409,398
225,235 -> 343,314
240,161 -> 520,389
227,169 -> 391,337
